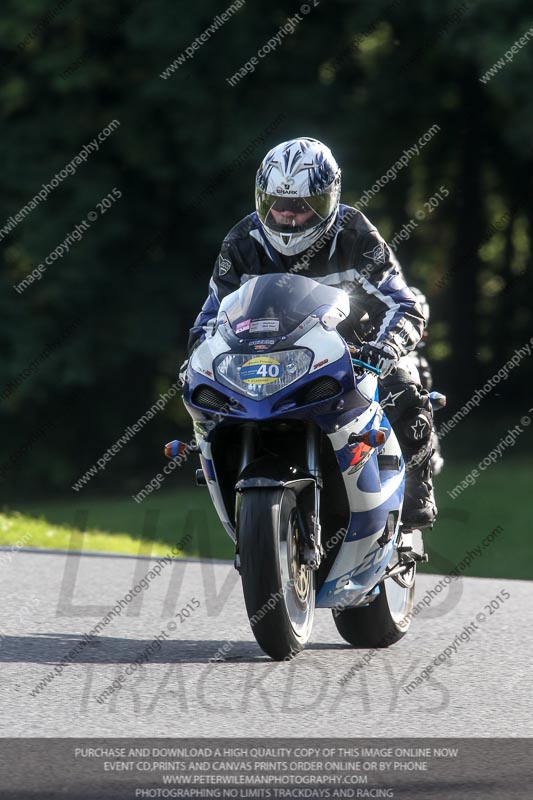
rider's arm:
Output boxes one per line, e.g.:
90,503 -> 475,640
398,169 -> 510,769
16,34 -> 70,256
187,238 -> 243,354
353,229 -> 426,356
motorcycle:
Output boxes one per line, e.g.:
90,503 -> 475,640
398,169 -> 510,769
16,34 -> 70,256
173,273 -> 438,661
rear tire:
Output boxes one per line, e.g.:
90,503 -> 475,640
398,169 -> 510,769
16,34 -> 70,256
332,562 -> 415,648
238,488 -> 315,661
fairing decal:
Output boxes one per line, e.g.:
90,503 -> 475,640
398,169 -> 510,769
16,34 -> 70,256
343,460 -> 404,513
197,439 -> 235,540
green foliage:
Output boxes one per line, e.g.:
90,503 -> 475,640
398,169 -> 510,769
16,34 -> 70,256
0,0 -> 532,496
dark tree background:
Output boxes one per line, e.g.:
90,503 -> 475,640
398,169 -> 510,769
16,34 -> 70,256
1,0 -> 532,499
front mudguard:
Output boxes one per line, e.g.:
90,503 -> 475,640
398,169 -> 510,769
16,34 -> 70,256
236,455 -> 317,492
235,456 -> 318,552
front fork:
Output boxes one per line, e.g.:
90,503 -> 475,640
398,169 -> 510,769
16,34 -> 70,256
239,424 -> 254,477
234,423 -> 323,572
233,424 -> 254,572
304,423 -> 323,569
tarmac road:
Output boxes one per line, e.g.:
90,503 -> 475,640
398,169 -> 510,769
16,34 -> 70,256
0,549 -> 531,737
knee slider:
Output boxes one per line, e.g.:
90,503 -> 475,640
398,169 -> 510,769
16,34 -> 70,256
394,406 -> 434,466
400,407 -> 433,445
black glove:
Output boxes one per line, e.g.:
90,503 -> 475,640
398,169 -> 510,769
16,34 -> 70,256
359,341 -> 400,378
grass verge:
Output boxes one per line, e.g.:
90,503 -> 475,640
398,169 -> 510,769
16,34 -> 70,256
3,458 -> 532,579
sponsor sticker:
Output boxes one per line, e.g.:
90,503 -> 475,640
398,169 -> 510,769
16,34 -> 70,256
347,442 -> 373,474
239,356 -> 283,385
235,318 -> 251,334
363,241 -> 388,264
250,338 -> 276,351
217,255 -> 232,275
250,318 -> 280,333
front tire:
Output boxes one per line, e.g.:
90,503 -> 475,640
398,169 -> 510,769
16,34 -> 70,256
332,561 -> 415,648
238,488 -> 315,661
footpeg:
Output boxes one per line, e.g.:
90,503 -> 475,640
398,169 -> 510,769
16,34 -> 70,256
399,529 -> 428,563
386,532 -> 427,580
398,547 -> 429,563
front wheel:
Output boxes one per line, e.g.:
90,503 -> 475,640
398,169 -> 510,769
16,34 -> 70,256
238,487 -> 315,661
332,559 -> 415,648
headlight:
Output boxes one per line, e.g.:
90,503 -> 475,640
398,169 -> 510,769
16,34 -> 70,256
214,349 -> 313,399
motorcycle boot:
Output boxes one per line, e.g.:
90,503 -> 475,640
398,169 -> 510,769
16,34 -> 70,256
378,368 -> 438,530
398,406 -> 437,530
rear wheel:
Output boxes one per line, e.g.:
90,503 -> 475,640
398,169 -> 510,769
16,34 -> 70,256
332,556 -> 415,648
238,487 -> 315,661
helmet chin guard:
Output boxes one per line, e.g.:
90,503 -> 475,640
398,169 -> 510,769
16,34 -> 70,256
260,211 -> 338,256
255,137 -> 341,256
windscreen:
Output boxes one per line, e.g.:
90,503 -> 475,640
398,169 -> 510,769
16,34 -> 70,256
218,273 -> 348,338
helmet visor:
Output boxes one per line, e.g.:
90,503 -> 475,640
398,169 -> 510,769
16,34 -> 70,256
256,183 -> 338,234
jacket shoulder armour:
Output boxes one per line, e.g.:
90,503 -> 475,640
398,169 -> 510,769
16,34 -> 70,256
223,213 -> 261,244
337,204 -> 378,237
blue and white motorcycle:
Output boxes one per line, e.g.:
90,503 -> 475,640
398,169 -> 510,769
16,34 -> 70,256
177,274 -> 430,661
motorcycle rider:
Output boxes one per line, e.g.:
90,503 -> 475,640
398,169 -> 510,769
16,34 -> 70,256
187,137 -> 437,529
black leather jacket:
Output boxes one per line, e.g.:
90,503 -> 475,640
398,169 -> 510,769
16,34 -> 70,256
188,204 -> 426,355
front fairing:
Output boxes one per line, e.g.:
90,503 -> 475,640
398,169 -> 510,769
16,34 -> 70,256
183,323 -> 372,433
183,273 -> 364,428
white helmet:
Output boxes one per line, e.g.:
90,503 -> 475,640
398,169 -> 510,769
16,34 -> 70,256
255,137 -> 341,256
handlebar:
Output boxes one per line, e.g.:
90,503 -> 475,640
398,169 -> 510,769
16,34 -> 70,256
351,357 -> 382,376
